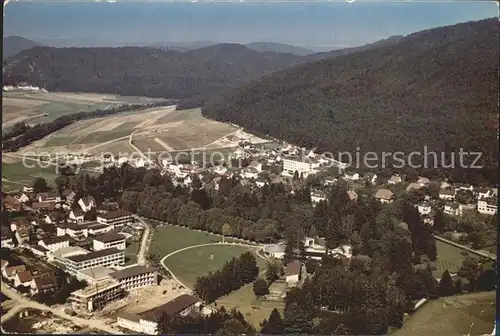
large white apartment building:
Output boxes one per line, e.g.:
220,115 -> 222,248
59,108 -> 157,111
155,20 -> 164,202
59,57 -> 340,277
69,278 -> 125,313
477,197 -> 497,215
110,265 -> 158,291
97,210 -> 133,229
93,233 -> 126,251
56,248 -> 125,275
282,156 -> 318,178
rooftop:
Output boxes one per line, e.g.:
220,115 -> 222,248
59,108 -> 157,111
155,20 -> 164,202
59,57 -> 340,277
16,270 -> 33,283
285,261 -> 301,276
71,279 -> 121,298
52,246 -> 89,259
41,235 -> 70,246
375,188 -> 394,200
140,294 -> 199,322
66,248 -> 123,263
97,209 -> 132,220
110,265 -> 156,280
93,232 -> 126,244
78,266 -> 114,280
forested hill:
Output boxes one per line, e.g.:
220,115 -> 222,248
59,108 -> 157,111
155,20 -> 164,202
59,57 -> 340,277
202,19 -> 499,184
2,44 -> 305,99
2,37 -> 414,101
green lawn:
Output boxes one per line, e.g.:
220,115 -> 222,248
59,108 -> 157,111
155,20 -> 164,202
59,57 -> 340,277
125,241 -> 139,265
434,240 -> 468,278
42,136 -> 79,147
163,244 -> 262,287
2,162 -> 58,186
149,225 -> 227,258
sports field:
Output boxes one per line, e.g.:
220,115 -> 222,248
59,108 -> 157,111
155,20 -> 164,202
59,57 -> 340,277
2,161 -> 58,189
433,240 -> 468,278
163,244 -> 265,287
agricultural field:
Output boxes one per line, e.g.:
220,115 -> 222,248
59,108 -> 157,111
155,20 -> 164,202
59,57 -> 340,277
163,244 -> 266,287
2,160 -> 58,190
1,91 -> 147,129
392,291 -> 496,336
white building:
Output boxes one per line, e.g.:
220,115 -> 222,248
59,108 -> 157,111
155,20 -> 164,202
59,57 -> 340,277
282,156 -> 316,178
117,295 -> 200,335
416,202 -> 432,215
343,172 -> 360,181
444,202 -> 463,217
439,189 -> 455,200
78,196 -> 96,213
38,236 -> 71,252
310,190 -> 327,207
69,209 -> 85,223
388,174 -> 403,184
93,233 -> 126,251
477,197 -> 497,215
69,279 -> 125,313
76,266 -> 114,285
88,223 -> 115,235
110,265 -> 158,291
417,177 -> 431,186
375,189 -> 394,204
263,244 -> 285,259
55,248 -> 125,275
241,167 -> 259,180
97,210 -> 133,229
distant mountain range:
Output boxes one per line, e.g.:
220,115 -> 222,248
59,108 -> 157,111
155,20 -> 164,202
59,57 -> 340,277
3,36 -> 43,59
2,33 -> 405,100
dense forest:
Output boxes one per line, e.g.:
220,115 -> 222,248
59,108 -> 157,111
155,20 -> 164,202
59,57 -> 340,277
1,100 -> 175,152
202,19 -> 499,185
2,37 -> 406,102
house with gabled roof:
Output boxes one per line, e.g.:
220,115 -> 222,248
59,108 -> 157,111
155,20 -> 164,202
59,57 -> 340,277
78,196 -> 96,213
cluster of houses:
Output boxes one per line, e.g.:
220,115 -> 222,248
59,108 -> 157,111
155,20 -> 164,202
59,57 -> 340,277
0,185 -> 165,316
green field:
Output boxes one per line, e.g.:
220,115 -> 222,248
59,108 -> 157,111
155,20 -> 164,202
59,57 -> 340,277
29,102 -> 118,124
43,136 -> 79,147
217,281 -> 285,328
149,225 -> 234,258
125,241 -> 139,265
73,129 -> 133,144
2,161 -> 58,187
163,244 -> 264,287
433,240 -> 468,278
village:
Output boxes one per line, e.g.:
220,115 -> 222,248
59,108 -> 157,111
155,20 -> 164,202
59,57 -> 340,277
1,138 -> 498,335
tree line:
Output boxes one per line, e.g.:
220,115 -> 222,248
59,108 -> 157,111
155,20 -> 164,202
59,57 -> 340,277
194,251 -> 259,303
2,100 -> 175,152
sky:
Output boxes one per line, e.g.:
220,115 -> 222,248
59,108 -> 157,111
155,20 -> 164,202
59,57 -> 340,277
3,1 -> 498,50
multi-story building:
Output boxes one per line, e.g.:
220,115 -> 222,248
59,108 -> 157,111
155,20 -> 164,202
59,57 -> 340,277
117,294 -> 200,334
97,210 -> 133,229
93,233 -> 126,251
110,265 -> 157,291
38,235 -> 71,252
444,202 -> 463,217
282,156 -> 317,178
477,197 -> 497,215
58,248 -> 125,275
69,278 -> 125,313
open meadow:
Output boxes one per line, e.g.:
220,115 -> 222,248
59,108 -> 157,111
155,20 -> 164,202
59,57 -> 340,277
433,240 -> 468,278
391,291 -> 496,336
163,244 -> 266,287
2,91 -> 161,129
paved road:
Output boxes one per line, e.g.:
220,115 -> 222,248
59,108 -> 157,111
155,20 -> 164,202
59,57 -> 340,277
0,283 -> 121,334
134,216 -> 151,265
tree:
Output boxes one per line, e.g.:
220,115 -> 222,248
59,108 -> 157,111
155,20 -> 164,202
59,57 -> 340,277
439,270 -> 455,296
214,318 -> 252,336
265,262 -> 281,284
33,177 -> 48,193
305,258 -> 320,274
458,257 -> 481,290
253,279 -> 269,298
454,279 -> 463,294
260,309 -> 284,335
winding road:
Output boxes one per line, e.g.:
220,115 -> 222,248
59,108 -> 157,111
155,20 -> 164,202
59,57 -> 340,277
134,215 -> 151,265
